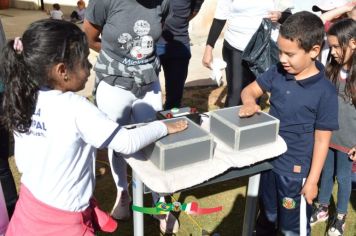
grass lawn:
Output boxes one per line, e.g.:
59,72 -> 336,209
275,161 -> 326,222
9,85 -> 356,235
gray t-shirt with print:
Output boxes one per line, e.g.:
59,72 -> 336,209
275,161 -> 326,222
331,79 -> 356,149
86,0 -> 164,64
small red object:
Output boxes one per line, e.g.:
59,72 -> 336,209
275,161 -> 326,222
166,113 -> 173,118
190,107 -> 197,113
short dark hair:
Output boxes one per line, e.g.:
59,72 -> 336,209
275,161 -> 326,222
279,11 -> 324,52
53,3 -> 60,10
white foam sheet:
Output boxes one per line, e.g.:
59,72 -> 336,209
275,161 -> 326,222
124,116 -> 287,194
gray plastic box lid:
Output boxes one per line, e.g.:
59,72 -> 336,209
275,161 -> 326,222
210,106 -> 280,151
143,117 -> 213,171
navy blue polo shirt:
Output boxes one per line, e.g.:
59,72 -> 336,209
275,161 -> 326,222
256,61 -> 339,178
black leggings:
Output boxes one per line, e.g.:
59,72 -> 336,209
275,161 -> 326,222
222,40 -> 256,107
0,94 -> 17,218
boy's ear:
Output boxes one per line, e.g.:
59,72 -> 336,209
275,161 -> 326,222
309,44 -> 321,60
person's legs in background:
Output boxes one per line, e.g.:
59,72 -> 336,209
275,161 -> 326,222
311,149 -> 335,225
0,94 -> 17,219
158,42 -> 191,110
95,81 -> 136,220
96,80 -> 178,233
162,57 -> 190,109
327,150 -> 352,236
97,80 -> 163,220
222,40 -> 255,107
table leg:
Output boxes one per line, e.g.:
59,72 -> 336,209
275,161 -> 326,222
132,171 -> 144,236
242,173 -> 260,236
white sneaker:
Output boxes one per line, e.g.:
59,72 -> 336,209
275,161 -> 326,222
153,212 -> 180,234
110,190 -> 131,220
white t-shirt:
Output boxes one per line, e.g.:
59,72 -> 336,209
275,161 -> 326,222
14,90 -> 167,211
50,10 -> 63,20
215,0 -> 289,51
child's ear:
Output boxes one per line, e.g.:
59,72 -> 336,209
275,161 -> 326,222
309,44 -> 321,60
53,63 -> 68,80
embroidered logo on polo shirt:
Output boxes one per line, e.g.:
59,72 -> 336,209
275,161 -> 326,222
282,197 -> 296,209
293,165 -> 301,173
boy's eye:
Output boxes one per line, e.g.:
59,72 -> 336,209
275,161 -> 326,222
279,51 -> 293,57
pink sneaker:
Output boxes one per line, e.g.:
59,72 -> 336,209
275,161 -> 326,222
310,204 -> 329,226
110,190 -> 131,220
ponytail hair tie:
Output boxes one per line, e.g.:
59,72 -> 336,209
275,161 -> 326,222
13,37 -> 23,54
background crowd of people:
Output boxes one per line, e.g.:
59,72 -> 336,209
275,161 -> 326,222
0,0 -> 355,235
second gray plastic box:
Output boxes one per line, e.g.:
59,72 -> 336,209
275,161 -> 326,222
210,106 -> 279,150
143,117 -> 213,171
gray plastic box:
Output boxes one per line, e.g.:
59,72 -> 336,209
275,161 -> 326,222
210,106 -> 279,151
143,117 -> 213,171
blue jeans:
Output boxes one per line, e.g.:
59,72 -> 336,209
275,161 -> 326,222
352,170 -> 356,190
156,42 -> 191,110
318,148 -> 353,214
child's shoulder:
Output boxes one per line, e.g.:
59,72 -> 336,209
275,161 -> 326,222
317,73 -> 337,93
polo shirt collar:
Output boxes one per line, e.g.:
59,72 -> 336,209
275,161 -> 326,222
285,61 -> 325,88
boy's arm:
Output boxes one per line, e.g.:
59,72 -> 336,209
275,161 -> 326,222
239,81 -> 263,117
301,130 -> 332,204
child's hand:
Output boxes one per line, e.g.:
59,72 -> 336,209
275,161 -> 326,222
300,181 -> 318,205
348,145 -> 356,161
165,119 -> 188,134
238,104 -> 261,117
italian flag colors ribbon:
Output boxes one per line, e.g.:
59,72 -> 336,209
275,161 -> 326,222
132,201 -> 222,215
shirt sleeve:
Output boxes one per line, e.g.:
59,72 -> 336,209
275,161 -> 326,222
214,0 -> 232,20
315,83 -> 339,131
73,96 -> 120,148
206,18 -> 226,47
192,0 -> 205,13
107,121 -> 168,155
85,0 -> 109,27
72,95 -> 168,154
255,65 -> 277,92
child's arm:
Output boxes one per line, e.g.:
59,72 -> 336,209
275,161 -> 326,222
239,81 -> 263,117
108,120 -> 188,155
349,145 -> 356,161
301,130 -> 332,204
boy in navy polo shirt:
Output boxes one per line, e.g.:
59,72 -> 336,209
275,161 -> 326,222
239,11 -> 339,236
